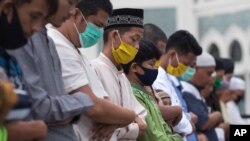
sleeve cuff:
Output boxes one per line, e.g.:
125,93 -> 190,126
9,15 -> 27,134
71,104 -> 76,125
117,123 -> 139,139
72,92 -> 94,113
65,79 -> 89,94
173,113 -> 193,135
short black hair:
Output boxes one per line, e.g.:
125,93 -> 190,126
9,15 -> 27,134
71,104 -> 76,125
222,58 -> 234,74
47,0 -> 58,16
166,30 -> 202,56
103,26 -> 131,44
14,0 -> 58,16
143,23 -> 167,45
122,38 -> 161,74
77,0 -> 113,17
215,58 -> 224,71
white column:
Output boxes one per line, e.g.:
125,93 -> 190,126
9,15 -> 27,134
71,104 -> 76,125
176,0 -> 198,38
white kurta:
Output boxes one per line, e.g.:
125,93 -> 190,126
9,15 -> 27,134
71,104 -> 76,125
92,53 -> 147,140
153,67 -> 193,136
227,100 -> 246,125
47,26 -> 117,141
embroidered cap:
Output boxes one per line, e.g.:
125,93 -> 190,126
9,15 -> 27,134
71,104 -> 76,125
104,8 -> 144,30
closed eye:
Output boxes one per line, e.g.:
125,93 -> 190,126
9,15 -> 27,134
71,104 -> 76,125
30,12 -> 43,20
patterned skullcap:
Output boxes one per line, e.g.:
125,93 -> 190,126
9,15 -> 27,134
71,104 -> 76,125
104,8 -> 144,30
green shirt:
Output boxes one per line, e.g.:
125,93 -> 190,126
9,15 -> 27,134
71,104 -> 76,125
0,124 -> 7,141
131,84 -> 182,141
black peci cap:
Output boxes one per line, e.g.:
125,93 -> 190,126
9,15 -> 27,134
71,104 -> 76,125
104,8 -> 144,30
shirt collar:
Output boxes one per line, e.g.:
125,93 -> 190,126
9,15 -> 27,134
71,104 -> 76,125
158,66 -> 167,76
182,81 -> 204,101
99,53 -> 124,74
158,66 -> 182,87
158,66 -> 172,81
131,83 -> 146,93
168,74 -> 181,87
47,24 -> 75,48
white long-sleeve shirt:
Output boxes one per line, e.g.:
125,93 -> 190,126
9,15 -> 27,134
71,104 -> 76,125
153,67 -> 193,136
92,53 -> 147,140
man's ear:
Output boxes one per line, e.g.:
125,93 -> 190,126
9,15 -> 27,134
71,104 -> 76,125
131,63 -> 138,73
168,49 -> 176,58
109,30 -> 119,42
109,30 -> 120,48
3,3 -> 13,23
69,8 -> 77,16
131,63 -> 144,75
70,8 -> 81,21
168,49 -> 179,66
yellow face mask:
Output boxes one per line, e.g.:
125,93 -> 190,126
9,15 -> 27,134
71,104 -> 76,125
166,53 -> 187,77
111,31 -> 138,64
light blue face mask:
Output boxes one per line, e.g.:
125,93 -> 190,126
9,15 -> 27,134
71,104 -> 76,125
74,12 -> 103,48
179,67 -> 196,81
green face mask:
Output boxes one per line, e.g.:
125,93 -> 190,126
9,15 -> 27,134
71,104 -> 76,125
214,77 -> 222,90
74,12 -> 103,48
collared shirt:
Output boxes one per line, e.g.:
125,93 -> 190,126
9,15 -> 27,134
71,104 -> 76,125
169,75 -> 189,115
153,67 -> 180,105
153,67 -> 193,136
169,76 -> 199,141
8,27 -> 93,141
47,26 -> 112,141
181,81 -> 219,141
131,83 -> 182,141
92,53 -> 147,140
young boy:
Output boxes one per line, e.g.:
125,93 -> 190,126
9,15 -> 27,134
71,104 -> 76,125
122,38 -> 182,141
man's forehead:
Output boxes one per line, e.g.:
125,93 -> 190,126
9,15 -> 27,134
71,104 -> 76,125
27,0 -> 49,16
129,27 -> 144,34
67,0 -> 79,4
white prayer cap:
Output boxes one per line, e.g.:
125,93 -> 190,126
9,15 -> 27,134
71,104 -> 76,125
196,52 -> 216,67
229,77 -> 245,90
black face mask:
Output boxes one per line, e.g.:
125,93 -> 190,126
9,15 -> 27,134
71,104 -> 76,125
135,65 -> 158,86
0,7 -> 27,50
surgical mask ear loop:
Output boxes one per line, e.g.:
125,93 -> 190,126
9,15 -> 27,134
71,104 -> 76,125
73,23 -> 80,34
111,40 -> 115,49
73,12 -> 88,34
168,57 -> 172,66
115,30 -> 122,42
175,52 -> 180,64
79,12 -> 88,25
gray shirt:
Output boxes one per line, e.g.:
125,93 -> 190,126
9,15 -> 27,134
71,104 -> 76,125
8,28 -> 93,141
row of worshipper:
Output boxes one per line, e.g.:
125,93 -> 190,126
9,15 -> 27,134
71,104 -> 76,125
1,1 -> 180,140
2,0 -> 247,141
